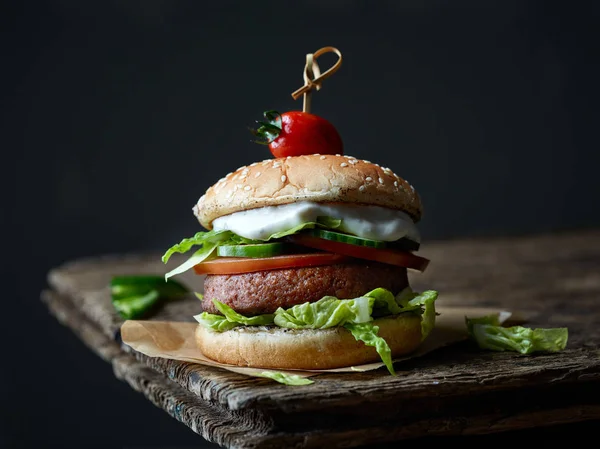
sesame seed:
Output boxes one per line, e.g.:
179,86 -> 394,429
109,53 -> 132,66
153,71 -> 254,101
340,163 -> 348,167
348,159 -> 358,165
335,154 -> 341,156
365,176 -> 373,182
281,175 -> 287,182
379,178 -> 384,184
234,185 -> 239,191
359,185 -> 366,192
255,172 -> 261,178
287,156 -> 292,159
363,160 -> 371,164
410,185 -> 415,192
320,155 -> 326,160
394,181 -> 398,187
273,162 -> 282,168
226,172 -> 233,177
226,191 -> 232,198
262,160 -> 270,166
240,173 -> 247,178
250,162 -> 257,167
244,185 -> 251,191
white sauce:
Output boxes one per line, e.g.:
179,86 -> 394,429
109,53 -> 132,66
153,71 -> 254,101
212,202 -> 420,242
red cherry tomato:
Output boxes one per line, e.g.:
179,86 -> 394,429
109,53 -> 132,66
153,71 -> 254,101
269,111 -> 343,158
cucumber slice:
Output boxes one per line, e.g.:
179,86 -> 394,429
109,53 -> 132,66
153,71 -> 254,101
217,242 -> 285,258
305,229 -> 386,248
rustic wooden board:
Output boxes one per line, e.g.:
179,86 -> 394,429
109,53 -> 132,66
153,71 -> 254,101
43,230 -> 600,448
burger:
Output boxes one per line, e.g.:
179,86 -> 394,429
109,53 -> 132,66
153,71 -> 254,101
162,113 -> 438,375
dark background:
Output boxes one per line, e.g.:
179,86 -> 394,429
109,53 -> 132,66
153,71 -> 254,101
2,0 -> 599,448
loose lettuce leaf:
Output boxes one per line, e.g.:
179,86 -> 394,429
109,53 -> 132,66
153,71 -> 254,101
274,296 -> 374,329
465,313 -> 501,333
255,371 -> 314,385
466,315 -> 568,354
344,322 -> 395,375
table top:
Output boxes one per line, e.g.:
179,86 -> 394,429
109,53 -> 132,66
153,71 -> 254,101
42,229 -> 600,448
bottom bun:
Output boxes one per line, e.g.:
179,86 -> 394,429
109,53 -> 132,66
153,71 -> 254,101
195,313 -> 423,370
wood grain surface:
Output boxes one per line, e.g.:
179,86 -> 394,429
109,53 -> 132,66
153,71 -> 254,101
43,229 -> 600,448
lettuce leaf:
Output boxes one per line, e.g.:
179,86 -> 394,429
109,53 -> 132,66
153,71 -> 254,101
465,313 -> 501,333
213,300 -> 275,326
395,288 -> 438,340
194,312 -> 240,331
274,295 -> 373,329
466,315 -> 568,354
266,216 -> 341,239
316,216 -> 342,229
162,229 -> 232,263
344,322 -> 394,375
368,288 -> 403,316
406,290 -> 438,340
164,241 -> 219,281
163,230 -> 235,280
194,300 -> 274,331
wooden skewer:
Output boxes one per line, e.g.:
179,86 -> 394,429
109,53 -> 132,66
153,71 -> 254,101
291,46 -> 343,113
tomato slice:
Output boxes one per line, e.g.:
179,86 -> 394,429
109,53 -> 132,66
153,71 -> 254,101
193,252 -> 352,275
288,234 -> 430,272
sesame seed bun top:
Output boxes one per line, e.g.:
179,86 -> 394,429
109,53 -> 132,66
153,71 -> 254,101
193,154 -> 423,229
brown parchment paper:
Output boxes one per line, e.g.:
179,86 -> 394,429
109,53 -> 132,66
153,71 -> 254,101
120,307 -> 514,380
